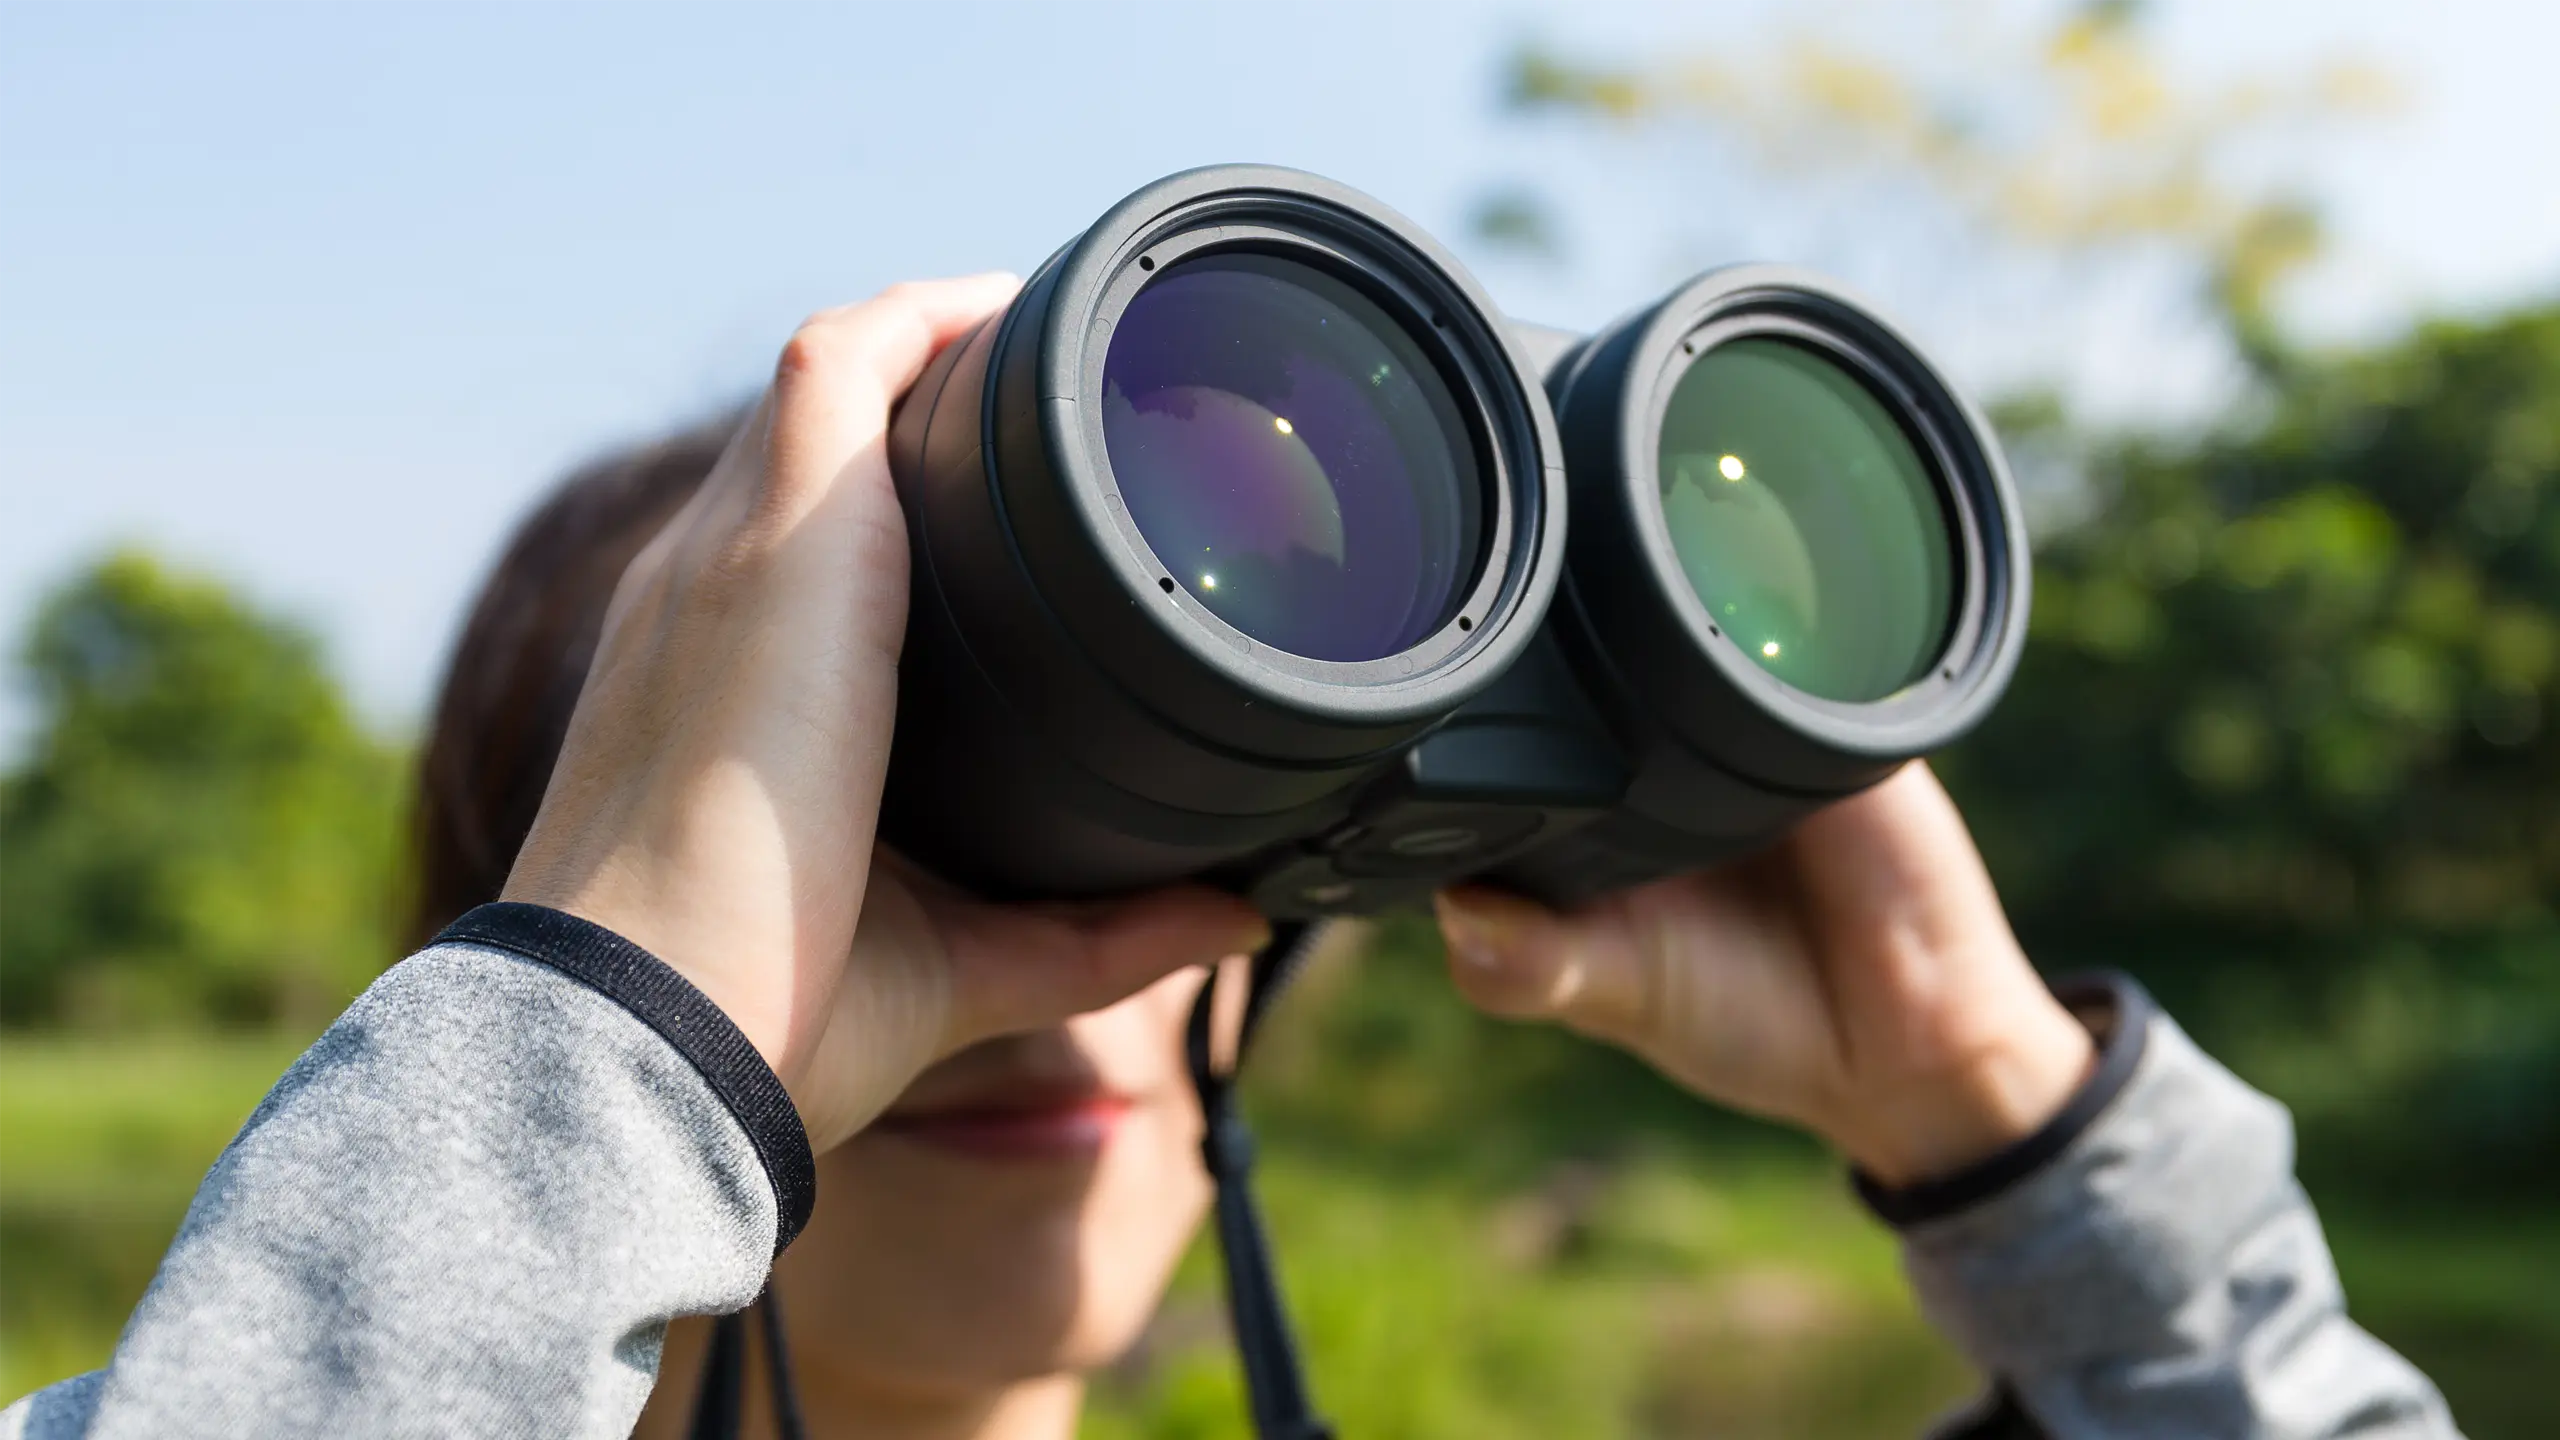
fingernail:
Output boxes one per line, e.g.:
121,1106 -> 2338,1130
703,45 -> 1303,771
1435,894 -> 1507,971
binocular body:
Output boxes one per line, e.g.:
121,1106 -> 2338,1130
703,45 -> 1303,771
881,165 -> 2028,918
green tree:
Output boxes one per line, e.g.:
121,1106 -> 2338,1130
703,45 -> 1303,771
1492,0 -> 2389,356
1484,0 -> 2557,1187
1944,305 -> 2560,1181
0,551 -> 404,1029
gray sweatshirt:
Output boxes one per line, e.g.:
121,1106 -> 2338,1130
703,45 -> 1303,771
1,904 -> 2460,1439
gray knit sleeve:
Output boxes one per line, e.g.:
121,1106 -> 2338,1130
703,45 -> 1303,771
1894,993 -> 2461,1439
1,910 -> 806,1440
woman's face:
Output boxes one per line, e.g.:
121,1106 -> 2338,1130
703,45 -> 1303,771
773,964 -> 1216,1400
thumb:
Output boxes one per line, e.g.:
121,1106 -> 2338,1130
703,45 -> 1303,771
1434,887 -> 1652,1043
943,885 -> 1269,1044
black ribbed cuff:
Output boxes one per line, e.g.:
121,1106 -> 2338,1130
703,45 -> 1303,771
1854,971 -> 2156,1229
432,901 -> 817,1255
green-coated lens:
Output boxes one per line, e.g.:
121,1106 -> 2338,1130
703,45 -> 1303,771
1656,337 -> 1954,702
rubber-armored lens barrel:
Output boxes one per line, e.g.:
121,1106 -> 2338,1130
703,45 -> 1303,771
1656,337 -> 1953,703
1103,253 -> 1483,663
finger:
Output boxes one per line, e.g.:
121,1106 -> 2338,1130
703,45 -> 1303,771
1784,763 -> 2022,979
762,273 -> 1020,521
1786,763 -> 1975,906
1433,886 -> 1651,1039
1204,952 -> 1253,1075
942,885 -> 1268,1044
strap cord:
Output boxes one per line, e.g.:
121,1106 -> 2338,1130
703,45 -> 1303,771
1186,920 -> 1336,1440
694,921 -> 1334,1440
687,1287 -> 807,1440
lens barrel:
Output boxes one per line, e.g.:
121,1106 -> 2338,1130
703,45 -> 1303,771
1483,266 -> 2032,905
880,166 -> 1566,900
885,207 -> 2030,1440
879,169 -> 2027,917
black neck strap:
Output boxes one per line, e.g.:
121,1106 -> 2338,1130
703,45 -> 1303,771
687,1287 -> 806,1440
1186,921 -> 1336,1440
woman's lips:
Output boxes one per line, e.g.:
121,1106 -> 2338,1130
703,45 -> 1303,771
872,1090 -> 1135,1160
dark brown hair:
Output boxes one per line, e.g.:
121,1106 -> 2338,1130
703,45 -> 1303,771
406,415 -> 739,950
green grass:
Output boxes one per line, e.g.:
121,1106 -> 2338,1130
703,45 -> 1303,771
1100,918 -> 2560,1438
1076,1156 -> 2560,1439
2323,1207 -> 2560,1440
1083,1151 -> 1979,1440
3,1023 -> 2553,1436
0,1030 -> 318,1399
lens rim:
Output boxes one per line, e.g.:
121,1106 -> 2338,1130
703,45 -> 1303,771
1644,314 -> 1981,712
1095,248 -> 1488,665
1552,265 -> 2030,785
1025,166 -> 1566,727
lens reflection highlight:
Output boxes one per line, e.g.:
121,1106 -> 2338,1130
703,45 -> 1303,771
1103,253 -> 1483,664
1657,337 -> 1954,703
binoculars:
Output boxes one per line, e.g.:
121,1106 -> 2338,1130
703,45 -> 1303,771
882,165 -> 2027,918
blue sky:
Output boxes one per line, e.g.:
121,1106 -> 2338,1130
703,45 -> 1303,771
5,0 -> 2555,754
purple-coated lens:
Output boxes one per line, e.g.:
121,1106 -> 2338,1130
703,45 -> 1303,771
1101,253 -> 1483,663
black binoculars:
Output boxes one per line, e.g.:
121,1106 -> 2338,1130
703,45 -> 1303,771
881,165 -> 2028,918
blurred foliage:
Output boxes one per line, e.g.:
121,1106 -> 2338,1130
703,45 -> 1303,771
1467,185 -> 1566,265
0,551 -> 404,1030
1075,921 -> 2560,1437
0,1031 -> 317,1399
1490,0 -> 2556,1200
0,1004 -> 1983,1438
1497,0 -> 2391,349
1945,302 -> 2560,1187
3,936 -> 2553,1435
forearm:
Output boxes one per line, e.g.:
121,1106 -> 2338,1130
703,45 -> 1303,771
1872,976 -> 2459,1440
2,905 -> 813,1440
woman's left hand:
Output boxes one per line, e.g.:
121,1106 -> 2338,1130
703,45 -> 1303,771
1433,764 -> 2092,1187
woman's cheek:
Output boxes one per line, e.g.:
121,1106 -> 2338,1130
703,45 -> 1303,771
1068,1086 -> 1214,1364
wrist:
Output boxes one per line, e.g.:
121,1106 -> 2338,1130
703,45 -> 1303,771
502,858 -> 803,1085
1825,992 -> 2097,1189
431,901 -> 822,1252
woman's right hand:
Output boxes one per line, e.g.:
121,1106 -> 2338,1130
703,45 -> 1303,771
501,276 -> 1266,1151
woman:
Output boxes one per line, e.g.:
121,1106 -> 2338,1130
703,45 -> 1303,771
5,276 -> 2456,1440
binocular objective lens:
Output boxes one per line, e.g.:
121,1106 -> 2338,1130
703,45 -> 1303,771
1656,338 -> 1955,703
1103,253 -> 1485,664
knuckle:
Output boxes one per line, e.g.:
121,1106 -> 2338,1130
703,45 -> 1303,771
776,299 -> 922,402
866,285 -> 939,344
1449,944 -> 1551,1017
775,316 -> 845,380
